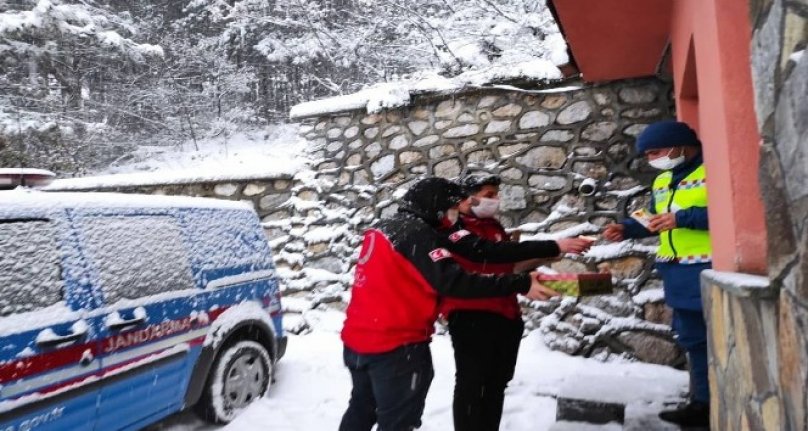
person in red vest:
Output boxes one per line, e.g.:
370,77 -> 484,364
339,177 -> 588,431
440,174 -> 592,431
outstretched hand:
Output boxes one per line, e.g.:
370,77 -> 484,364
556,237 -> 594,255
525,272 -> 562,301
602,223 -> 625,242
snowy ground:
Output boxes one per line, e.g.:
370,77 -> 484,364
50,125 -> 307,190
149,309 -> 687,431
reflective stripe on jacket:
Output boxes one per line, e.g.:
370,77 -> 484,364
652,164 -> 711,263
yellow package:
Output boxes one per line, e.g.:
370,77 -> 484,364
630,208 -> 652,228
536,273 -> 614,297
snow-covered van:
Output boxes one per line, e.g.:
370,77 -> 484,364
0,189 -> 286,430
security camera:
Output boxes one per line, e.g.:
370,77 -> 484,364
578,178 -> 597,196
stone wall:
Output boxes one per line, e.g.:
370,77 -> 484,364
702,271 -> 780,430
706,1 -> 808,429
51,176 -> 298,222
300,80 -> 669,229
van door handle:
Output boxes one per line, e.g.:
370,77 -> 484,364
107,315 -> 147,331
36,325 -> 88,348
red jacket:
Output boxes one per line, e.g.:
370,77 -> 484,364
341,210 -> 560,354
439,215 -> 522,320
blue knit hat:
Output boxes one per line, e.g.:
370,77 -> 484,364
635,120 -> 701,153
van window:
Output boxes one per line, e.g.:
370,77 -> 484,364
0,220 -> 64,317
80,216 -> 195,304
184,209 -> 274,275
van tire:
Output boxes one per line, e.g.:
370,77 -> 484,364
194,340 -> 273,424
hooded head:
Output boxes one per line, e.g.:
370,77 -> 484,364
400,177 -> 468,226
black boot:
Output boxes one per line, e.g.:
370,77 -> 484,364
658,401 -> 710,427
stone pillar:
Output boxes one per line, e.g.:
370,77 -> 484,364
747,0 -> 808,429
701,270 -> 781,430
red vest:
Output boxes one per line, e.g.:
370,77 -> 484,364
341,229 -> 440,353
439,215 -> 522,320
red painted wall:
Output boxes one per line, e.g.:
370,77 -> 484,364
670,0 -> 767,273
552,0 -> 672,82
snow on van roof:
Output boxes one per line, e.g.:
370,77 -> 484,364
0,189 -> 253,212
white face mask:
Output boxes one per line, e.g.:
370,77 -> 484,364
471,197 -> 500,218
648,148 -> 685,170
445,208 -> 459,225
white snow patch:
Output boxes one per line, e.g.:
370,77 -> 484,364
14,347 -> 35,358
521,222 -> 600,241
550,422 -> 622,431
702,270 -> 770,289
605,185 -> 647,198
281,297 -> 314,314
303,226 -> 350,243
206,270 -> 277,290
2,189 -> 251,211
47,127 -> 306,190
204,301 -> 275,348
558,372 -> 684,416
290,62 -> 564,119
34,320 -> 88,345
632,288 -> 665,305
200,330 -> 686,431
584,240 -> 657,260
151,295 -> 687,430
0,302 -> 79,338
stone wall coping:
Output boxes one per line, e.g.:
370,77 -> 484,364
289,79 -> 581,120
701,269 -> 777,299
46,171 -> 295,191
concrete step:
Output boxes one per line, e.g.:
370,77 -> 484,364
554,373 -> 687,428
556,396 -> 625,424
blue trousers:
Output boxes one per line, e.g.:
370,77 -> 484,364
339,342 -> 434,431
672,308 -> 709,403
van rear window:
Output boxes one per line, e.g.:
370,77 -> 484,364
0,221 -> 64,317
80,216 -> 195,303
183,209 -> 275,277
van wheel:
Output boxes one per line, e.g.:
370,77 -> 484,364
195,340 -> 272,423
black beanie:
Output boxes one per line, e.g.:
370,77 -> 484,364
400,177 -> 467,225
635,120 -> 701,153
461,173 -> 501,194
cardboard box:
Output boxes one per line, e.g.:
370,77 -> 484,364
536,273 -> 613,297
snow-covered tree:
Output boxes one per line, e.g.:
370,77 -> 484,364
0,0 -> 163,171
0,0 -> 565,172
180,0 -> 564,117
